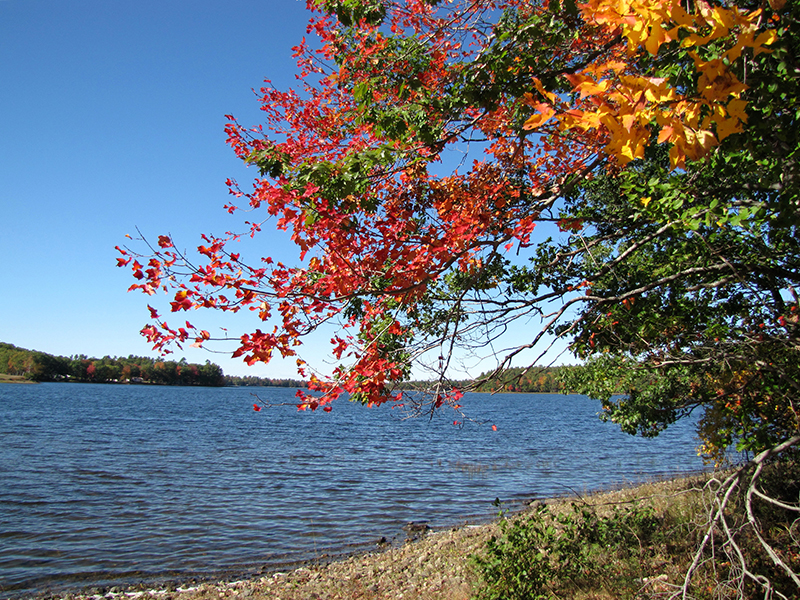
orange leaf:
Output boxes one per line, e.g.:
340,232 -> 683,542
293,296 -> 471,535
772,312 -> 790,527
523,105 -> 556,130
657,124 -> 675,144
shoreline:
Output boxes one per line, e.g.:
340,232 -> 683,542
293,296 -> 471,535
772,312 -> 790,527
0,374 -> 37,384
16,470 -> 715,600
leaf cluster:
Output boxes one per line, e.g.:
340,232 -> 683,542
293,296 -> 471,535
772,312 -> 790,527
123,0 -> 800,435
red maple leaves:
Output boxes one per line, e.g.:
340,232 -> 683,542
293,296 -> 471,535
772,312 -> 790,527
119,0 -> 777,413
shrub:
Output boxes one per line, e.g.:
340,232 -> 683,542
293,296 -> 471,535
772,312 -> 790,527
471,502 -> 667,600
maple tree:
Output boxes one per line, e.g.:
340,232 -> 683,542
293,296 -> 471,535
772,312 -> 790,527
119,0 -> 797,452
119,0 -> 800,590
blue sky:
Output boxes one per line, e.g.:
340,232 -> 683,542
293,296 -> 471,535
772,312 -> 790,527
0,0 -> 316,377
0,0 -> 570,379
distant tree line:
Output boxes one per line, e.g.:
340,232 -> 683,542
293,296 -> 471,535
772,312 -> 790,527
1,341 -> 574,392
473,366 -> 574,393
388,366 -> 574,394
223,372 -> 572,392
223,374 -> 307,387
222,369 -> 575,392
0,342 -> 225,386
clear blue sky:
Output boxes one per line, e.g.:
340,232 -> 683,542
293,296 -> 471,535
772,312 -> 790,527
0,0 -> 569,379
0,0 -> 317,377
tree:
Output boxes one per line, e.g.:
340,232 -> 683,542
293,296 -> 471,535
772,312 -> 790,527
121,0 -> 799,593
120,0 -> 793,416
29,352 -> 71,381
198,360 -> 225,387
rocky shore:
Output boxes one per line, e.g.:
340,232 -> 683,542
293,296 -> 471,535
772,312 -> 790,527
25,474 -> 710,600
28,522 -> 491,600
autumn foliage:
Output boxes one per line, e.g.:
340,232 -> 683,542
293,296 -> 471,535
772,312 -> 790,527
119,0 -> 796,445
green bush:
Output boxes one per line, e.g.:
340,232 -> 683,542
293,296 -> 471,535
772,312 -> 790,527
471,464 -> 800,599
471,502 -> 667,600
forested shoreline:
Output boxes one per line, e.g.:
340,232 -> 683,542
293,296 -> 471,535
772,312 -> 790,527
224,374 -> 308,388
0,342 -> 225,387
1,342 -> 571,392
472,366 -> 572,393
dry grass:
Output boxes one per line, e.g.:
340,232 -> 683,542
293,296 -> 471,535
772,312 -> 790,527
0,373 -> 35,383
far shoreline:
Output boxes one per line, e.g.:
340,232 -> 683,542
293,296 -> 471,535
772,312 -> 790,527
0,374 -> 37,384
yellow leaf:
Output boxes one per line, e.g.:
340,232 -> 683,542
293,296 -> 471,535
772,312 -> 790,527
571,109 -> 602,130
681,33 -> 700,48
579,79 -> 611,98
696,57 -> 726,85
657,124 -> 675,144
684,129 -> 718,160
712,6 -> 736,29
726,98 -> 748,121
643,80 -> 676,104
596,60 -> 628,75
625,19 -> 649,50
669,3 -> 694,27
641,196 -> 652,207
753,30 -> 778,55
695,0 -> 714,22
715,116 -> 743,140
683,103 -> 703,129
523,106 -> 556,130
670,144 -> 686,170
616,129 -> 647,164
564,73 -> 613,98
532,77 -> 557,103
619,143 -> 637,164
621,113 -> 638,131
697,129 -> 718,150
645,25 -> 668,55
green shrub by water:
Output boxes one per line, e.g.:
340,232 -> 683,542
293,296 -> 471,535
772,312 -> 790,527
470,463 -> 800,600
471,502 -> 671,600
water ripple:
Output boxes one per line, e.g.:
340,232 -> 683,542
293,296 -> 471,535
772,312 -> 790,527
0,383 -> 707,597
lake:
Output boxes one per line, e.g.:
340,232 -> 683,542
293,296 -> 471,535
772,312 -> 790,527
0,383 -> 708,597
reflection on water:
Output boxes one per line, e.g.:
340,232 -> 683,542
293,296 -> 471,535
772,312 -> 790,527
0,383 -> 707,596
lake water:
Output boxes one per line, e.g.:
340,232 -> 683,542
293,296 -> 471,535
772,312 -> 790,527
0,383 -> 708,597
